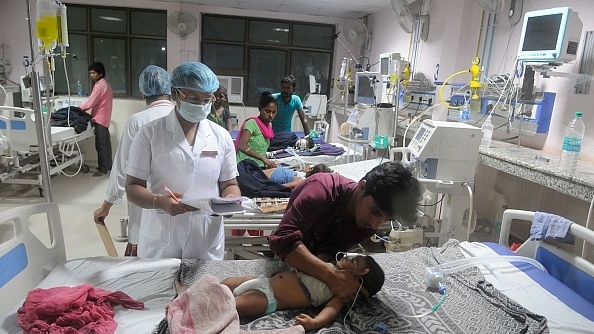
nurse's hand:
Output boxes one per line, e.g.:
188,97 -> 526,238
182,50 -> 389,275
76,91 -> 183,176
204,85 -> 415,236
154,194 -> 196,216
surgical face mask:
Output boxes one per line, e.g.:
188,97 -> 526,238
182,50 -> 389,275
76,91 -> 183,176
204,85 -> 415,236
177,100 -> 211,123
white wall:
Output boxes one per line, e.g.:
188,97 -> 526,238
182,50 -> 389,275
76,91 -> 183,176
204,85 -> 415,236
364,0 -> 593,230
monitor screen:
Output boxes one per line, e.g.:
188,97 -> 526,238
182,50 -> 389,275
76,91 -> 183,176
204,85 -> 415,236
521,14 -> 562,51
354,72 -> 381,105
380,56 -> 389,76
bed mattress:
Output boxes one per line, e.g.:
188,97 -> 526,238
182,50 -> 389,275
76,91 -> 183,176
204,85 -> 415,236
153,239 -> 549,334
1,257 -> 180,334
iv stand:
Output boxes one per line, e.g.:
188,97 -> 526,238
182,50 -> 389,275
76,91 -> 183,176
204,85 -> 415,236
26,0 -> 54,202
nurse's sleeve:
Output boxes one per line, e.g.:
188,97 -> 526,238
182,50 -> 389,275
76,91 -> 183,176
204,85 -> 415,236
126,125 -> 152,181
218,131 -> 238,182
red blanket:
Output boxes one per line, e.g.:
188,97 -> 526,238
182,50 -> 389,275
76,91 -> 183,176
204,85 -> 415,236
17,283 -> 144,334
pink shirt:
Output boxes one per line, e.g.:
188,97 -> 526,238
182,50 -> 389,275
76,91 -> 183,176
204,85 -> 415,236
80,78 -> 113,128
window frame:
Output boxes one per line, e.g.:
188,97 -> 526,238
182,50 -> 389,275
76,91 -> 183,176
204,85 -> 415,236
201,14 -> 335,105
54,4 -> 167,98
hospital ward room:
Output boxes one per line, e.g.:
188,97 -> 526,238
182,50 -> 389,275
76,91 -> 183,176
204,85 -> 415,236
2,0 -> 594,333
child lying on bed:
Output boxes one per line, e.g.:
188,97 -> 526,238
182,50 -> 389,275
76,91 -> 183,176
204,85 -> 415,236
262,163 -> 334,189
174,253 -> 384,331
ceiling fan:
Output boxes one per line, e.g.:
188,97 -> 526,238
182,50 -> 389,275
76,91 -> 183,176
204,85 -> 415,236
474,0 -> 524,25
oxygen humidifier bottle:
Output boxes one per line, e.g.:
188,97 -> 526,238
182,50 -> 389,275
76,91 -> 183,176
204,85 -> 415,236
480,116 -> 494,148
559,112 -> 584,173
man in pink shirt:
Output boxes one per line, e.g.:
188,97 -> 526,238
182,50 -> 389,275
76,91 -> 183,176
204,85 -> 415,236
80,62 -> 114,177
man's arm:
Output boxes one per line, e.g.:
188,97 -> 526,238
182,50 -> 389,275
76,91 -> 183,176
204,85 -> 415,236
297,108 -> 310,135
294,297 -> 343,330
284,244 -> 360,302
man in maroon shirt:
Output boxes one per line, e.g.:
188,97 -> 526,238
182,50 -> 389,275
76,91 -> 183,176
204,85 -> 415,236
268,161 -> 421,303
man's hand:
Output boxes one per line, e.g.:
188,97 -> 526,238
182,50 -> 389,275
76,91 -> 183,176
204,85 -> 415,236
327,268 -> 360,303
94,201 -> 112,224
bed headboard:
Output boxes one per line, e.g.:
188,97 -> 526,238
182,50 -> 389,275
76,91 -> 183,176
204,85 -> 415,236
0,106 -> 38,153
499,209 -> 594,305
0,203 -> 66,318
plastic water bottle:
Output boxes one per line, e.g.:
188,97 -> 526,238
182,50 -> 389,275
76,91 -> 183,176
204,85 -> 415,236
480,115 -> 494,148
77,80 -> 83,96
458,103 -> 470,120
559,112 -> 584,173
491,204 -> 508,243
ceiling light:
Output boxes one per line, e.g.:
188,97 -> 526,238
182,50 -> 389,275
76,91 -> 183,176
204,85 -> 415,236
99,16 -> 122,22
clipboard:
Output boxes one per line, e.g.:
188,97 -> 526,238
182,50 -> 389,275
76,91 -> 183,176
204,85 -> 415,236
95,221 -> 119,257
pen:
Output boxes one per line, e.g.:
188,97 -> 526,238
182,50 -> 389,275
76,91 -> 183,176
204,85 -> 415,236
162,184 -> 181,202
162,184 -> 188,214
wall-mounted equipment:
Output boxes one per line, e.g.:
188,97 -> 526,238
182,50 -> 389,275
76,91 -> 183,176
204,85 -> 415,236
216,75 -> 244,104
517,7 -> 583,64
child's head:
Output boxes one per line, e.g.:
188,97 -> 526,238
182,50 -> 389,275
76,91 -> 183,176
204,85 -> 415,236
337,254 -> 384,298
305,163 -> 333,178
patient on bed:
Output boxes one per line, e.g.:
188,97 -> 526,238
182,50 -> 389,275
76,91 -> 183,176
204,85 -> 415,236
174,254 -> 383,331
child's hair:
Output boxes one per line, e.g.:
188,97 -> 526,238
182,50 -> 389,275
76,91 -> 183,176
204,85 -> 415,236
360,256 -> 384,298
305,163 -> 333,177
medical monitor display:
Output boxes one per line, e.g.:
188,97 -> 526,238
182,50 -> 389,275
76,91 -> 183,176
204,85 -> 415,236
517,7 -> 583,63
354,71 -> 381,105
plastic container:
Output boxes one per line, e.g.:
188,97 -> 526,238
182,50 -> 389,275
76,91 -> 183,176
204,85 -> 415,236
480,116 -> 494,148
36,0 -> 59,50
492,204 -> 507,243
77,80 -> 83,96
458,103 -> 470,120
559,111 -> 584,173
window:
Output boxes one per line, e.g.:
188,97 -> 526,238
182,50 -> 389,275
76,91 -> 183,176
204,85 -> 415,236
53,5 -> 167,98
201,14 -> 335,105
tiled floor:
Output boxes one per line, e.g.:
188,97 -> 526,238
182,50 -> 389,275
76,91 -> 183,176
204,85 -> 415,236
0,169 -> 128,259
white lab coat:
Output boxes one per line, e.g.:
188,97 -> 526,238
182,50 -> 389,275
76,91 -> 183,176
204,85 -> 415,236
127,109 -> 238,259
104,100 -> 174,244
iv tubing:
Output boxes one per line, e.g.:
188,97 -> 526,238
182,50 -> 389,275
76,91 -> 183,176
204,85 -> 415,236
398,291 -> 447,318
430,255 -> 547,274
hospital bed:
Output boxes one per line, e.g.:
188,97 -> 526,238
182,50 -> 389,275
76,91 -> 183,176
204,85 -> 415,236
2,202 -> 593,333
0,103 -> 93,194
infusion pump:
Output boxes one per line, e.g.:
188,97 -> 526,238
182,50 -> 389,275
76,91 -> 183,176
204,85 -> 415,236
408,120 -> 481,182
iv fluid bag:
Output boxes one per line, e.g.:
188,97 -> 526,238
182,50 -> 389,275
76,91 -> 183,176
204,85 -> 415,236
36,0 -> 58,48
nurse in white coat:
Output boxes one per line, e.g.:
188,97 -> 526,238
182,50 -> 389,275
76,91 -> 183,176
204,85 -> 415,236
93,65 -> 174,256
125,62 -> 241,259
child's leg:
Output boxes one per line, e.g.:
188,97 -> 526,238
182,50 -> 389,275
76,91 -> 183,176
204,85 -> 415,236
235,291 -> 269,317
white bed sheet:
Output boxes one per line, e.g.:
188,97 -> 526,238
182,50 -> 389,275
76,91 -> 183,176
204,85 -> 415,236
1,257 -> 180,334
459,241 -> 594,333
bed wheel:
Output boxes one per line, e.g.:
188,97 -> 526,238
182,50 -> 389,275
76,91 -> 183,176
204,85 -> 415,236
81,164 -> 90,173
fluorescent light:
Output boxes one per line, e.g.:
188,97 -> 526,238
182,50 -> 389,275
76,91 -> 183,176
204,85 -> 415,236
99,16 -> 122,22
273,28 -> 289,32
161,47 -> 166,51
266,39 -> 280,43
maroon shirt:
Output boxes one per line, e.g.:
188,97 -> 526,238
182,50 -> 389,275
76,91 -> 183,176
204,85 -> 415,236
268,173 -> 376,259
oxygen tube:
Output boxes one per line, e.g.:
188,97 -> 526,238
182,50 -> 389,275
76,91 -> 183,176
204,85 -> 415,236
398,255 -> 546,319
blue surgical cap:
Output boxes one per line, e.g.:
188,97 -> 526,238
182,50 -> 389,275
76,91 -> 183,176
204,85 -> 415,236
139,65 -> 171,97
170,62 -> 219,93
